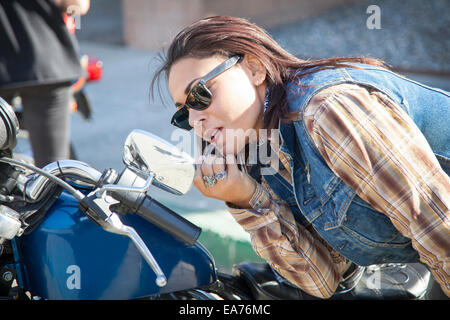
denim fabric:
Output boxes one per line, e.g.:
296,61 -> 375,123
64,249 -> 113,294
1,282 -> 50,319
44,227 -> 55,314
254,63 -> 450,266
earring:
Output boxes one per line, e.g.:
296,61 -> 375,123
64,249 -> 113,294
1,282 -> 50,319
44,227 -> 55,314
256,76 -> 264,85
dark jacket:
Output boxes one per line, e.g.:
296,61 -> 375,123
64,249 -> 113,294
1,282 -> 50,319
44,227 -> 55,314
0,0 -> 82,89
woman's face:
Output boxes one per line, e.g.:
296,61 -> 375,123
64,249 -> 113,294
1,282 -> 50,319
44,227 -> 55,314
168,54 -> 266,155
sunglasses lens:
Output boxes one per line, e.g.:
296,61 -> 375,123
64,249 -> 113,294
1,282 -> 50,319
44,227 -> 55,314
171,106 -> 192,130
187,84 -> 212,110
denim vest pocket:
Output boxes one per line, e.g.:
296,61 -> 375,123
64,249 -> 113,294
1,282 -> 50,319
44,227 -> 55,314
291,162 -> 323,224
322,180 -> 355,231
313,192 -> 419,265
341,195 -> 413,247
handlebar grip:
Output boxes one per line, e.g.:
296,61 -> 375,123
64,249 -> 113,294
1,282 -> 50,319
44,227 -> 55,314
112,168 -> 201,246
135,196 -> 201,246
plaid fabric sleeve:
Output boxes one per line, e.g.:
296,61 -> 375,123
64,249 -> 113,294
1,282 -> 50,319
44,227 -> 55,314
303,83 -> 450,297
225,181 -> 347,298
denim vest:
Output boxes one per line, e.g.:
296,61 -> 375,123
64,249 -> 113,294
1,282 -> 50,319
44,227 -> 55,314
250,63 -> 450,266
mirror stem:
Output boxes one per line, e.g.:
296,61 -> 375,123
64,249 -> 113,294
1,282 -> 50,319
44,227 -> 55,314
96,173 -> 154,198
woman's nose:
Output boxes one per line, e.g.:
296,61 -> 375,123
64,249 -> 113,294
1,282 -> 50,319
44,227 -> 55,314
188,108 -> 206,129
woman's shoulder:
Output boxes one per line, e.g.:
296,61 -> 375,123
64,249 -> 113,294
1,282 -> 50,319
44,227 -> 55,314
285,79 -> 370,117
304,83 -> 376,119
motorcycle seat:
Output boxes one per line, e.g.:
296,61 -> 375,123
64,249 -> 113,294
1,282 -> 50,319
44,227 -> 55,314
232,261 -> 432,300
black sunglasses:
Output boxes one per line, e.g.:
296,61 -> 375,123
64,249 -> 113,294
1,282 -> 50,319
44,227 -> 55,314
171,55 -> 242,130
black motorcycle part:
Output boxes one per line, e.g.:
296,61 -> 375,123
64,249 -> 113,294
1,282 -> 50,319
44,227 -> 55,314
0,98 -> 19,151
0,162 -> 21,196
79,167 -> 201,245
232,262 -> 321,300
232,261 -> 432,300
213,273 -> 254,300
340,262 -> 431,300
78,193 -> 111,227
0,264 -> 15,297
8,185 -> 63,235
109,171 -> 201,247
134,196 -> 201,247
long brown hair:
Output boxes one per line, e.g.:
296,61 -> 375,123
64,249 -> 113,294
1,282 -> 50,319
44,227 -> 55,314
151,16 -> 390,130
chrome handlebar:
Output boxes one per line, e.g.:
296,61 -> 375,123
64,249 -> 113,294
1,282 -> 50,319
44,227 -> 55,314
19,160 -> 102,201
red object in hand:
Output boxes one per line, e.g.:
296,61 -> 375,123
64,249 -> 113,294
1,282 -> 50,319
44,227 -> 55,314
87,55 -> 103,81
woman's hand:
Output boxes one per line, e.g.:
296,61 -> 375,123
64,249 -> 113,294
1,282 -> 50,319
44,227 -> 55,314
194,154 -> 257,209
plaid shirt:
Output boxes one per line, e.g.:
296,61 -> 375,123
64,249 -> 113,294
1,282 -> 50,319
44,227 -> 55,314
226,83 -> 450,298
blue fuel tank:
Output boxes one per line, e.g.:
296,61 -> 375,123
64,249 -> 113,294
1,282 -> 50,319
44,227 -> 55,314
13,191 -> 217,299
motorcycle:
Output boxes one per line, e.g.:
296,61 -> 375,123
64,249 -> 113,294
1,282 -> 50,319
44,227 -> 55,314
0,98 -> 441,301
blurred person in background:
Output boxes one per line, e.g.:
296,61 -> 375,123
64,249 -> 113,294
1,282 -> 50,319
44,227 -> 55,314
0,0 -> 90,167
152,16 -> 449,299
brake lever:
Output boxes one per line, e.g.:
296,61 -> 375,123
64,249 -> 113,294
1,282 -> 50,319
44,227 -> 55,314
79,190 -> 167,287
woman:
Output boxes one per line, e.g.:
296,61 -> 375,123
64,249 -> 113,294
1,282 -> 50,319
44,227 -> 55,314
152,16 -> 449,299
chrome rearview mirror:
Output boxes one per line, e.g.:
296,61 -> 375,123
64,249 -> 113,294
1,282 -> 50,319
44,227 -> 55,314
123,129 -> 195,195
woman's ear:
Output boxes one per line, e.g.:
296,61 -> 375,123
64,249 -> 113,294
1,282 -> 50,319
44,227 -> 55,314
242,54 -> 266,86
